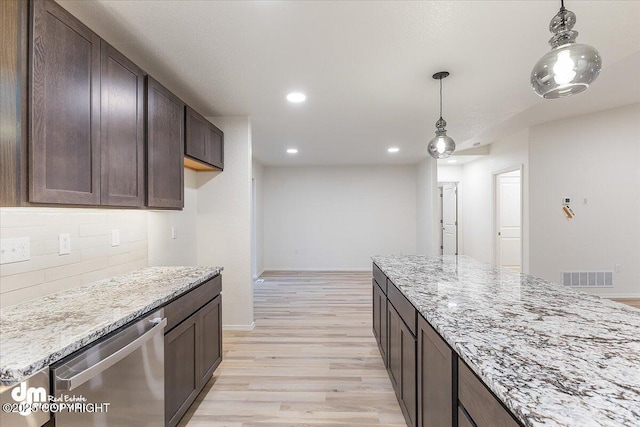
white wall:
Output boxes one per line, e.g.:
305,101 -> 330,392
0,208 -> 147,308
252,159 -> 265,278
416,158 -> 439,255
459,129 -> 530,272
197,117 -> 254,330
437,165 -> 463,183
147,169 -> 198,266
263,166 -> 417,271
529,104 -> 640,298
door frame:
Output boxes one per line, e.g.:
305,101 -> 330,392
492,165 -> 523,268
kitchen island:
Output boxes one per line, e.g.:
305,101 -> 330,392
372,255 -> 640,427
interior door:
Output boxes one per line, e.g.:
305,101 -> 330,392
442,184 -> 457,255
495,171 -> 521,271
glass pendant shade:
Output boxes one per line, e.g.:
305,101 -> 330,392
427,72 -> 455,159
531,5 -> 602,99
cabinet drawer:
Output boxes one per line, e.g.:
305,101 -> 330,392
458,360 -> 520,427
165,275 -> 222,332
387,280 -> 417,336
373,263 -> 387,295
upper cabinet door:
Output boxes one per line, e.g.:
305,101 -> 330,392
184,106 -> 224,171
146,76 -> 184,209
30,0 -> 101,205
206,124 -> 224,170
100,41 -> 145,207
185,106 -> 208,163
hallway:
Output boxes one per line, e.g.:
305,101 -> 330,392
181,271 -> 405,427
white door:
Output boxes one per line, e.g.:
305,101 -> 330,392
442,183 -> 457,255
495,171 -> 521,271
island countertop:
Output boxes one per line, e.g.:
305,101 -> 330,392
0,266 -> 222,384
371,255 -> 640,427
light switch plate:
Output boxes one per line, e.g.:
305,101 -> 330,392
58,234 -> 71,255
171,227 -> 177,239
0,237 -> 31,264
111,229 -> 120,247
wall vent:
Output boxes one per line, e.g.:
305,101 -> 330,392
562,271 -> 614,287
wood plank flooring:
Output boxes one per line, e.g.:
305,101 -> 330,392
181,271 -> 405,427
612,298 -> 640,309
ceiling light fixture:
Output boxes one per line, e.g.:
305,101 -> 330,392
530,0 -> 601,99
286,92 -> 306,103
286,148 -> 298,154
427,71 -> 455,159
387,147 -> 400,153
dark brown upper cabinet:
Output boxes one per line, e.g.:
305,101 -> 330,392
146,76 -> 184,209
30,0 -> 101,205
100,41 -> 145,207
184,106 -> 224,171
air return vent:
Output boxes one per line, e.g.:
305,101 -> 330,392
562,271 -> 613,287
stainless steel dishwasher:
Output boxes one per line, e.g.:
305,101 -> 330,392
52,309 -> 166,426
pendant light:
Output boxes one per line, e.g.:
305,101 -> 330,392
427,71 -> 455,159
530,0 -> 602,99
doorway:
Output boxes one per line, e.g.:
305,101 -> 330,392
441,183 -> 458,255
494,168 -> 522,272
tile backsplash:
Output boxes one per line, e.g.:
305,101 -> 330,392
0,208 -> 148,308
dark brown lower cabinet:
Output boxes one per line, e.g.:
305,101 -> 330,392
198,296 -> 222,384
458,361 -> 520,427
388,302 -> 417,427
165,292 -> 222,427
417,316 -> 453,427
372,279 -> 387,365
165,313 -> 198,427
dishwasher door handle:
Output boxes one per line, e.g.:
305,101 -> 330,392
56,318 -> 167,391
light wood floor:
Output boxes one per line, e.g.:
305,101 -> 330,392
181,271 -> 405,427
612,298 -> 640,309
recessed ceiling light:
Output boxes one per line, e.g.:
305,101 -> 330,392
447,159 -> 458,164
286,92 -> 306,103
287,148 -> 298,154
387,147 -> 400,153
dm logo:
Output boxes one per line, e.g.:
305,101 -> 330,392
11,382 -> 47,416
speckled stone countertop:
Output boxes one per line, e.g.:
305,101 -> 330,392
372,255 -> 640,427
0,266 -> 222,384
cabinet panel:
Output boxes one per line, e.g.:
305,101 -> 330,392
198,295 -> 222,386
30,0 -> 100,205
165,314 -> 198,427
458,407 -> 475,427
146,76 -> 184,209
185,106 -> 208,162
388,281 -> 417,336
372,280 -> 381,342
206,124 -> 224,169
418,316 -> 453,427
388,303 -> 417,427
100,41 -> 145,206
458,361 -> 520,427
372,279 -> 388,365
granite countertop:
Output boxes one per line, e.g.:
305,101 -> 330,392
0,266 -> 222,384
372,255 -> 640,427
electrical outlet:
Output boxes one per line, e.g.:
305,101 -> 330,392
111,229 -> 120,247
171,227 -> 177,239
58,234 -> 71,255
0,237 -> 31,264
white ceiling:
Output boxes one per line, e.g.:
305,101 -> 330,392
59,1 -> 640,166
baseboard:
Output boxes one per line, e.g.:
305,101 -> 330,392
223,322 -> 255,331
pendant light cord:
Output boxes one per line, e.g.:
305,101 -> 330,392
560,0 -> 565,11
439,78 -> 443,119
